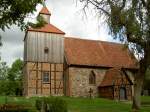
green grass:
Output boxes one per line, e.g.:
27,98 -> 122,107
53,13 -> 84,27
0,96 -> 150,112
63,97 -> 131,112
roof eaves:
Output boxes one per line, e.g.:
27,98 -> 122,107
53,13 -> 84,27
39,12 -> 51,15
67,63 -> 138,70
27,29 -> 65,35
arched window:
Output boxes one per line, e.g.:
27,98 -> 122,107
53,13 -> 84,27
89,71 -> 96,84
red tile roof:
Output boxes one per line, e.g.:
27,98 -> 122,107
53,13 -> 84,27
28,24 -> 65,34
39,7 -> 51,15
64,37 -> 138,69
100,68 -> 131,87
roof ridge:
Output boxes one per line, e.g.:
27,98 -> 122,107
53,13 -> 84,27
65,36 -> 124,45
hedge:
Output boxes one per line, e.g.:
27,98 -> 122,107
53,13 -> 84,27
35,97 -> 68,112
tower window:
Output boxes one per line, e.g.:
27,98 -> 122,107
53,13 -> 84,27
89,71 -> 96,84
44,47 -> 49,54
43,72 -> 49,83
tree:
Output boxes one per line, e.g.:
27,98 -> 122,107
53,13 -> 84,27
0,59 -> 23,96
0,60 -> 8,80
28,15 -> 47,28
0,59 -> 9,95
143,69 -> 150,95
7,59 -> 23,96
79,0 -> 150,111
0,35 -> 2,46
0,0 -> 43,31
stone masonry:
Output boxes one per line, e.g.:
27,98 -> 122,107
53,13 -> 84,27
68,67 -> 107,97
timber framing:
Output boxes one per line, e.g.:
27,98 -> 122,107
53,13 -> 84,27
24,62 -> 64,96
99,69 -> 133,100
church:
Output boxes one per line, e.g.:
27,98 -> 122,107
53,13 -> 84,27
23,6 -> 138,100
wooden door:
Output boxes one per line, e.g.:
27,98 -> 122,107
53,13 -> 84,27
120,87 -> 126,100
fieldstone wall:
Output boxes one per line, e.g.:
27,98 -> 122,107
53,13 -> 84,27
68,67 -> 107,97
68,67 -> 135,98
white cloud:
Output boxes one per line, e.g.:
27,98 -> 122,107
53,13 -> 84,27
0,41 -> 23,66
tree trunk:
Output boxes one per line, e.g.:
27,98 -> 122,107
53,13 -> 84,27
132,74 -> 144,111
132,59 -> 147,111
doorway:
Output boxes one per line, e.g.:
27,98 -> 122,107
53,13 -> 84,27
120,87 -> 127,100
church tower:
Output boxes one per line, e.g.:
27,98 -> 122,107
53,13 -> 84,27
23,5 -> 65,96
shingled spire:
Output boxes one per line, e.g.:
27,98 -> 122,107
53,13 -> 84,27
39,1 -> 51,24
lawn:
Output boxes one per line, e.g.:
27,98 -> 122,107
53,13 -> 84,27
0,96 -> 150,112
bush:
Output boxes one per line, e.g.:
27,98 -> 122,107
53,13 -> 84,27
35,98 -> 44,111
35,97 -> 68,112
0,104 -> 31,112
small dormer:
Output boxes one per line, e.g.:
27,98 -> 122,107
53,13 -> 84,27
39,6 -> 51,24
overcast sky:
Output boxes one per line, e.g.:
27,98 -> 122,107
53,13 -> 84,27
0,0 -> 115,66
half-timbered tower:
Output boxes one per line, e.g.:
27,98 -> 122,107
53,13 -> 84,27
24,6 -> 65,96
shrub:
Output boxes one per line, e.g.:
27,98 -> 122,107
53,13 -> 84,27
0,104 -> 31,112
35,97 -> 68,112
35,98 -> 43,111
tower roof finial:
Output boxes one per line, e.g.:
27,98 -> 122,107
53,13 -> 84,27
42,0 -> 46,7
